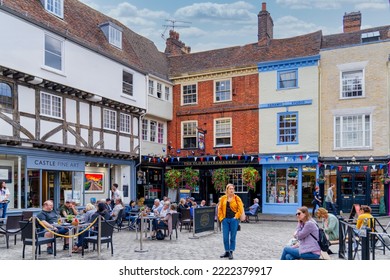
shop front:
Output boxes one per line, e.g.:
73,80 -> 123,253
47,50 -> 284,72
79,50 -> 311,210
261,153 -> 319,214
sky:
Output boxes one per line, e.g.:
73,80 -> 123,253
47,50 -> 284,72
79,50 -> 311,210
79,0 -> 390,53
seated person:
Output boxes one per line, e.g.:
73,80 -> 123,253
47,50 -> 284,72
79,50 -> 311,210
37,200 -> 69,254
150,202 -> 171,239
244,198 -> 259,223
111,198 -> 124,220
81,203 -> 96,223
356,205 -> 374,230
316,207 -> 339,241
58,199 -> 78,218
199,200 -> 207,207
189,202 -> 198,218
152,198 -> 163,215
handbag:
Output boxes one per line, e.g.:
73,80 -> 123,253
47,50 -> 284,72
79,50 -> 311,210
235,196 -> 246,222
237,224 -> 241,231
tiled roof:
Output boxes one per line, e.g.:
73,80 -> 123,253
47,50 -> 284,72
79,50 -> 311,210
1,0 -> 169,80
321,25 -> 390,49
168,31 -> 322,77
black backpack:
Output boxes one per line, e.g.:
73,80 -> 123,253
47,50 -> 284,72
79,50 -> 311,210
156,230 -> 165,240
311,227 -> 330,251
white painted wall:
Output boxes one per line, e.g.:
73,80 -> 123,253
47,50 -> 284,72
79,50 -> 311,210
66,99 -> 77,123
18,86 -> 36,114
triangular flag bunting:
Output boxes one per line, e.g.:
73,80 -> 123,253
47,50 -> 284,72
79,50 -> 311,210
347,166 -> 351,172
338,166 -> 342,171
251,156 -> 254,161
238,155 -> 241,160
284,156 -> 288,162
213,156 -> 216,161
194,157 -> 198,162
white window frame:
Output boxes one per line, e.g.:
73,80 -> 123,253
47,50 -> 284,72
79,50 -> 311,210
334,114 -> 371,149
120,113 -> 131,134
165,86 -> 170,101
45,0 -> 64,18
182,121 -> 198,149
157,83 -> 162,99
214,79 -> 232,102
340,70 -> 364,99
122,71 -> 133,96
40,92 -> 62,119
150,121 -> 157,142
108,26 -> 122,49
148,80 -> 154,96
142,119 -> 148,140
44,34 -> 64,72
103,109 -> 116,131
182,84 -> 197,105
158,123 -> 164,144
214,118 -> 232,147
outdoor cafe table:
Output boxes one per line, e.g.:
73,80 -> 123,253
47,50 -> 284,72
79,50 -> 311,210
53,222 -> 91,256
135,215 -> 156,240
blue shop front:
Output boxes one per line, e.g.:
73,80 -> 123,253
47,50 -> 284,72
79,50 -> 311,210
261,153 -> 319,214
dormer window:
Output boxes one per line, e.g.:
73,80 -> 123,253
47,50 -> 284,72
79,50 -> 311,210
99,22 -> 123,49
43,0 -> 64,19
361,31 -> 380,43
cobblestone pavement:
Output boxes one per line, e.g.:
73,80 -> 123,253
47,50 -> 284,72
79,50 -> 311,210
1,215 -> 389,260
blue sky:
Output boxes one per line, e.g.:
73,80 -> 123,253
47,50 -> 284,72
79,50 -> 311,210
79,0 -> 390,53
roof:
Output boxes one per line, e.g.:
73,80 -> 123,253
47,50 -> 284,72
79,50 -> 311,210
168,31 -> 323,78
1,0 -> 169,80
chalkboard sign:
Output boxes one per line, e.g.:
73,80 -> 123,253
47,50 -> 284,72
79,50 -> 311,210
193,206 -> 215,234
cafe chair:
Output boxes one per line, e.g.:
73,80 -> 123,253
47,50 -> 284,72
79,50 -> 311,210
115,209 -> 125,231
82,220 -> 115,257
165,212 -> 179,240
179,208 -> 193,232
0,214 -> 22,248
21,211 -> 33,221
19,220 -> 56,259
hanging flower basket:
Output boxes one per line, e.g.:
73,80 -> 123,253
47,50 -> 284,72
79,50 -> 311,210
243,167 -> 261,192
164,169 -> 182,189
182,167 -> 199,191
317,176 -> 326,184
212,168 -> 230,192
267,168 -> 276,178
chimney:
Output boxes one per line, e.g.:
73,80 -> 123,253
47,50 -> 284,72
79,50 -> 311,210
258,2 -> 273,46
164,30 -> 191,56
343,12 -> 361,33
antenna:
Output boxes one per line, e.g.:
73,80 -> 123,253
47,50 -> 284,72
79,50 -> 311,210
161,19 -> 191,39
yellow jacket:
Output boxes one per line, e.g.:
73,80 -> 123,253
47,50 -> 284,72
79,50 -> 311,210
218,194 -> 244,222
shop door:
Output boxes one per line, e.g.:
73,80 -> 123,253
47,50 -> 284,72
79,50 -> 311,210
339,173 -> 368,212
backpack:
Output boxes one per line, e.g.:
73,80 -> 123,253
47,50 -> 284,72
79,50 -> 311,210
311,227 -> 330,251
156,230 -> 165,240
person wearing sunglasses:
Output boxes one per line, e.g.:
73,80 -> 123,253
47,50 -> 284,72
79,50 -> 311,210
281,206 -> 321,260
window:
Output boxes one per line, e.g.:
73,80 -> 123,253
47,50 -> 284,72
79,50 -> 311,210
157,83 -> 162,99
335,114 -> 371,149
182,121 -> 197,148
103,109 -> 116,130
45,34 -> 63,71
120,113 -> 131,133
341,70 -> 363,98
108,26 -> 122,49
182,84 -> 197,105
45,0 -> 64,18
215,80 -> 231,102
142,119 -> 148,140
148,80 -> 154,96
41,92 -> 62,118
278,69 -> 297,89
122,72 -> 133,96
150,121 -> 157,142
215,118 -> 231,147
165,86 -> 170,101
0,82 -> 13,110
278,112 -> 298,144
158,123 -> 164,144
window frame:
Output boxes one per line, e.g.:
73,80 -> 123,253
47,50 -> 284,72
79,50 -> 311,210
340,69 -> 364,99
148,80 -> 154,96
122,71 -> 133,97
40,92 -> 62,119
150,121 -> 157,142
0,82 -> 13,110
277,69 -> 298,90
103,109 -> 117,131
334,114 -> 372,149
182,121 -> 198,149
277,112 -> 298,145
45,0 -> 64,18
182,84 -> 197,105
142,119 -> 148,141
214,79 -> 232,102
158,123 -> 164,144
157,83 -> 162,99
108,25 -> 122,49
119,113 -> 131,134
165,86 -> 170,101
44,33 -> 64,72
214,118 -> 232,147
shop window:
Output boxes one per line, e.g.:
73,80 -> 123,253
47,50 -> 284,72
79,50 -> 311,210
0,82 -> 13,110
265,167 -> 297,204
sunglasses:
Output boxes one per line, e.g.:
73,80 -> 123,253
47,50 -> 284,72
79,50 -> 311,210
295,212 -> 302,216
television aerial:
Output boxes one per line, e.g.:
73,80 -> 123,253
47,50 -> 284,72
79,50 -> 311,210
161,19 -> 191,40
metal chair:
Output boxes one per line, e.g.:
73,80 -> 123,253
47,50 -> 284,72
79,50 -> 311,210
179,208 -> 193,232
169,212 -> 179,240
21,211 -> 33,221
19,220 -> 56,259
82,220 -> 115,257
0,215 -> 22,248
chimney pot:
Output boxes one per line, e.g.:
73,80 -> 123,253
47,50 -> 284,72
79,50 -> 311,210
262,2 -> 266,11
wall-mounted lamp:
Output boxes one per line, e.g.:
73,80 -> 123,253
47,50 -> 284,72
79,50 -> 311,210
351,155 -> 356,162
86,94 -> 102,102
27,76 -> 43,85
369,156 -> 374,162
335,155 -> 339,160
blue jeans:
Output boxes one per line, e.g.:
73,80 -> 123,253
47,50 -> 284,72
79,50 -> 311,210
0,202 -> 8,218
222,217 -> 239,252
280,246 -> 320,260
326,202 -> 337,215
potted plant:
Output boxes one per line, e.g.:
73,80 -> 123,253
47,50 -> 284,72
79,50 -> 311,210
287,167 -> 297,178
242,167 -> 261,192
267,168 -> 276,178
212,168 -> 230,192
182,167 -> 199,191
317,175 -> 326,184
164,169 -> 182,189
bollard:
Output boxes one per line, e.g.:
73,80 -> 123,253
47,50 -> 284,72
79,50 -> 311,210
32,216 -> 36,260
97,215 -> 101,258
135,215 -> 148,253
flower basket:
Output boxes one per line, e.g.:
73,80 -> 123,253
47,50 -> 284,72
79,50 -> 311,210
182,167 -> 199,191
212,168 -> 230,192
243,167 -> 260,192
317,176 -> 326,184
164,169 -> 182,189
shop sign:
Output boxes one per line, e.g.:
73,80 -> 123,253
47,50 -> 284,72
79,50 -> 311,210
27,156 -> 85,171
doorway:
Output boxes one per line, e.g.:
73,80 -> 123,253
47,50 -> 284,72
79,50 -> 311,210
338,172 -> 368,212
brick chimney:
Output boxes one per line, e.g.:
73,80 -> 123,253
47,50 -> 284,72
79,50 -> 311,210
164,30 -> 191,56
258,2 -> 273,46
343,12 -> 361,33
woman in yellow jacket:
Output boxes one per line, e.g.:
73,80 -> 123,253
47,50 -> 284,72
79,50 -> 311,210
218,183 -> 244,260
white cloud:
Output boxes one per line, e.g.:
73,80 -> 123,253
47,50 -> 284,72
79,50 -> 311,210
174,1 -> 256,23
276,0 -> 388,10
274,16 -> 333,38
355,2 -> 388,10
